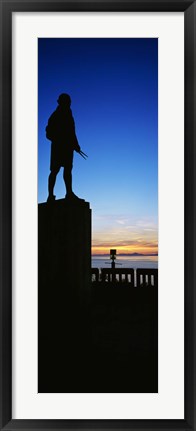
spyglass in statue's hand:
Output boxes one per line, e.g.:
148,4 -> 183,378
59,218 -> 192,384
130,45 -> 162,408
78,150 -> 88,160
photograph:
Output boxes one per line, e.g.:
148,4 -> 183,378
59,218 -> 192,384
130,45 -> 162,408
2,0 -> 196,428
38,37 -> 158,393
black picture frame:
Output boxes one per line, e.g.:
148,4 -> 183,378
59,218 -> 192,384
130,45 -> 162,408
0,0 -> 195,429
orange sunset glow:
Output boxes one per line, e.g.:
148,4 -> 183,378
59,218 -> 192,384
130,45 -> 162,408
92,243 -> 158,255
92,218 -> 158,255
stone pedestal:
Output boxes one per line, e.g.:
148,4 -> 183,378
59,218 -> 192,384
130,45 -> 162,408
38,199 -> 91,299
38,199 -> 91,392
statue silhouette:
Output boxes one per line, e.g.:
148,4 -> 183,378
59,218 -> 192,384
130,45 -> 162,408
46,93 -> 83,202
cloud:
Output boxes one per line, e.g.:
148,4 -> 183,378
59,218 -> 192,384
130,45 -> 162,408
116,219 -> 126,225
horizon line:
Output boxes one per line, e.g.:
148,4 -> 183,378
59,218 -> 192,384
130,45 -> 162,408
91,253 -> 158,257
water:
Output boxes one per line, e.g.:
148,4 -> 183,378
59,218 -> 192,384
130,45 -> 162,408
92,255 -> 158,269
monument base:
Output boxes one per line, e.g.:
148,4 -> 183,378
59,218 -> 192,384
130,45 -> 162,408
38,199 -> 91,392
38,198 -> 91,297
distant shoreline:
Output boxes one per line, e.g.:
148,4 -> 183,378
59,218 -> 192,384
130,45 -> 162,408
92,253 -> 158,257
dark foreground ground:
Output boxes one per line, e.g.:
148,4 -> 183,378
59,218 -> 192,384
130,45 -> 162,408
39,283 -> 158,393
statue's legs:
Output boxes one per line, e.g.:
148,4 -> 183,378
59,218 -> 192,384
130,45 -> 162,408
63,167 -> 84,202
48,167 -> 60,200
63,168 -> 72,196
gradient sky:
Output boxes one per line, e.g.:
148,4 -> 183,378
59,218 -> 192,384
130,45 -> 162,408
38,38 -> 158,255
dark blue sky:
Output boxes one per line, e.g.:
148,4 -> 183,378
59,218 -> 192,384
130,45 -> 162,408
38,38 -> 158,254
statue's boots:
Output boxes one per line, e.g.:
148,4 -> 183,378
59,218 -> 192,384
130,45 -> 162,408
47,195 -> 56,203
65,192 -> 85,202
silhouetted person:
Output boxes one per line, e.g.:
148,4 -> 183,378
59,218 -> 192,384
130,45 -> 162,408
46,93 -> 83,202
